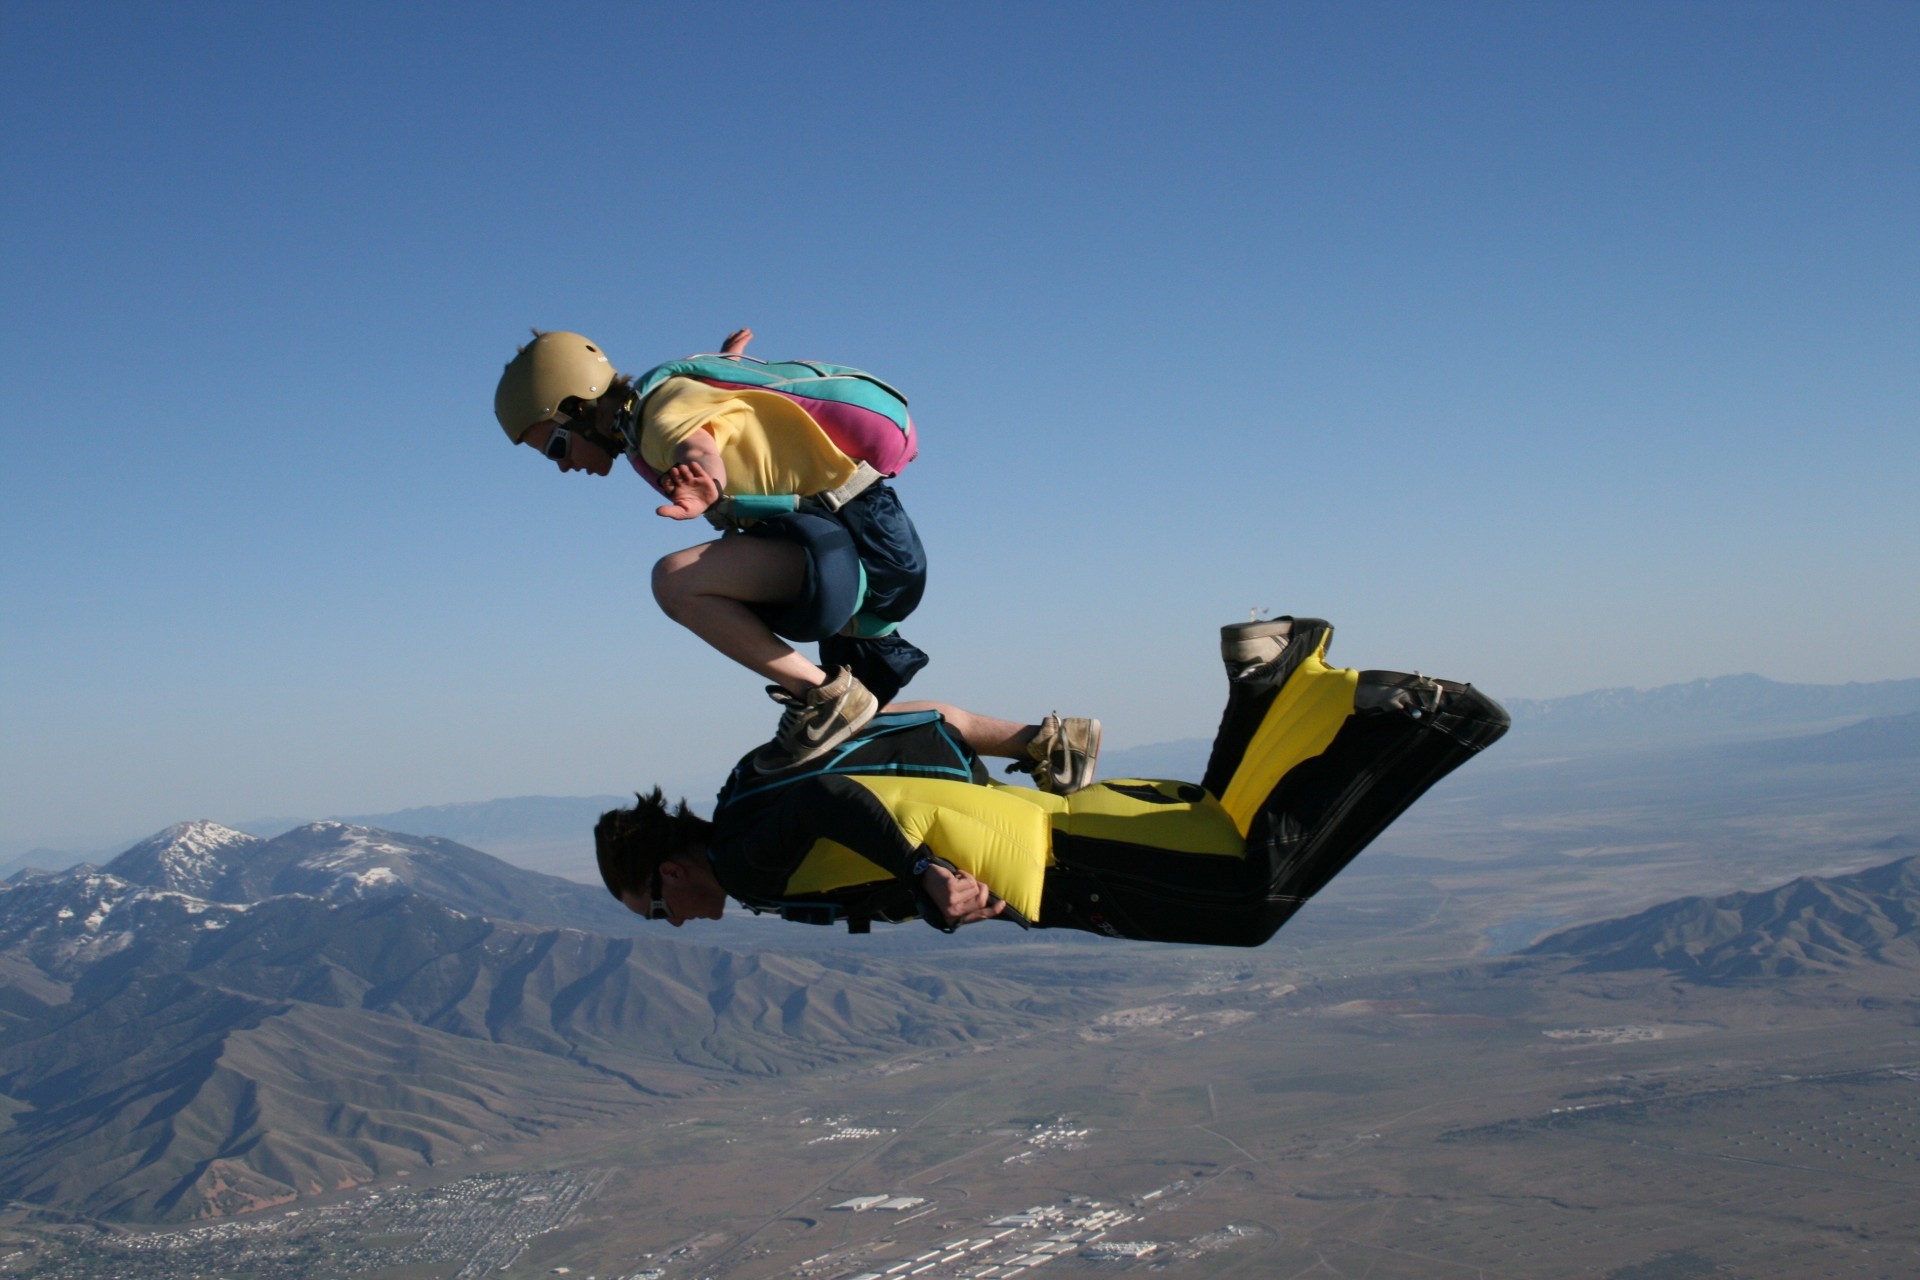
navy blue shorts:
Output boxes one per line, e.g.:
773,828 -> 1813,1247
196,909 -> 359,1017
740,483 -> 926,643
741,513 -> 864,642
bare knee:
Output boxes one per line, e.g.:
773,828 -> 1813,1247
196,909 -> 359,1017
651,550 -> 702,619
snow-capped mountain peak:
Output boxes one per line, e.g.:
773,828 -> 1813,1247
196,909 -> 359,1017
104,820 -> 264,898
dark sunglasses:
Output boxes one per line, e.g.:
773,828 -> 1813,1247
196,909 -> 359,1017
542,426 -> 572,463
644,868 -> 671,921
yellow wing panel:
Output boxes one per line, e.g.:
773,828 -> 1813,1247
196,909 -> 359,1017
1054,780 -> 1247,858
845,776 -> 1057,921
783,840 -> 895,895
1219,645 -> 1360,835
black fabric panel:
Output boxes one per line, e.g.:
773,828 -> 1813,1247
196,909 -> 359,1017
716,714 -> 987,817
1046,674 -> 1508,947
1042,834 -> 1264,944
711,773 -> 919,904
710,716 -> 991,927
820,632 -> 929,706
1240,676 -> 1509,940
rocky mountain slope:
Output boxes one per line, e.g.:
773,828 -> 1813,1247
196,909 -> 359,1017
1527,855 -> 1920,980
0,822 -> 1085,1222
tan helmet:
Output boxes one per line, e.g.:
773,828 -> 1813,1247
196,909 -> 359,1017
493,331 -> 618,442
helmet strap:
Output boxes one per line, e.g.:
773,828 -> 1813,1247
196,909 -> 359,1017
609,389 -> 640,453
560,392 -> 633,457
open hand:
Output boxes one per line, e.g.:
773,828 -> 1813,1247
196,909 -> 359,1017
721,327 -> 753,356
655,462 -> 722,519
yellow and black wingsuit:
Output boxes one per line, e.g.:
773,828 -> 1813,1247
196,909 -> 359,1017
708,619 -> 1509,946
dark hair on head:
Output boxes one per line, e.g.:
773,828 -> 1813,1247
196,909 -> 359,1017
593,787 -> 713,901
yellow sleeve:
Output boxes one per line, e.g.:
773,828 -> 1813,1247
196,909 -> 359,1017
637,376 -> 745,471
638,376 -> 857,497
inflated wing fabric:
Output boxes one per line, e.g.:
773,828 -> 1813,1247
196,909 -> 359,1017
843,776 -> 1057,920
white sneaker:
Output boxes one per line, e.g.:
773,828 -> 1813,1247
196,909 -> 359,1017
765,668 -> 879,765
1007,713 -> 1102,795
1221,618 -> 1294,679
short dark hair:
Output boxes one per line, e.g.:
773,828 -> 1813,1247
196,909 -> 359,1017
593,788 -> 712,901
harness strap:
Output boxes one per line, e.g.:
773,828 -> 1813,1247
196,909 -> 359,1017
801,461 -> 884,515
701,462 -> 884,529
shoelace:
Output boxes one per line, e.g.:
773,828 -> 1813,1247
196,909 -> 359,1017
1002,720 -> 1055,780
1016,714 -> 1067,787
765,686 -> 811,746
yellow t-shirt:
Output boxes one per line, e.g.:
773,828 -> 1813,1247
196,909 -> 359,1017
638,376 -> 858,497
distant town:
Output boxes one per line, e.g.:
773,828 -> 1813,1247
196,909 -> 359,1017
7,1113 -> 1264,1279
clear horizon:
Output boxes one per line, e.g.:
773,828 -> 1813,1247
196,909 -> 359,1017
4,2 -> 1916,852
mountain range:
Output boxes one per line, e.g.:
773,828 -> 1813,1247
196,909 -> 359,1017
8,814 -> 1919,1224
0,822 -> 1084,1221
1527,853 -> 1920,981
1498,673 -> 1920,753
3,672 -> 1916,1224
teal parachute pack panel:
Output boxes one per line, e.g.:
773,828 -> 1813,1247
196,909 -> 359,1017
625,354 -> 918,498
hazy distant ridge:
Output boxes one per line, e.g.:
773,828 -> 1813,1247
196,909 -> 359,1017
1528,855 -> 1920,980
1502,674 -> 1920,749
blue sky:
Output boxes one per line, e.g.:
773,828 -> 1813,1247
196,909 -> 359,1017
3,1 -> 1916,856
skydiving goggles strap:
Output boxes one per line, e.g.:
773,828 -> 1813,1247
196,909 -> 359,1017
552,397 -> 630,458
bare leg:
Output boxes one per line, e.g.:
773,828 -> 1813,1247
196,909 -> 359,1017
652,537 -> 827,694
886,701 -> 1038,759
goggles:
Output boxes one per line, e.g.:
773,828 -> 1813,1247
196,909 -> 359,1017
543,395 -> 629,462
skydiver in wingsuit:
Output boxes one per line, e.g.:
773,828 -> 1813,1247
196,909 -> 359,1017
595,616 -> 1509,946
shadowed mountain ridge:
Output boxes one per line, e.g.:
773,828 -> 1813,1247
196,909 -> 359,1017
0,828 -> 1086,1222
1527,855 -> 1920,980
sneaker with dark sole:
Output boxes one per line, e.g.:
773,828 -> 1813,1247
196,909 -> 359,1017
1221,618 -> 1294,679
1005,712 -> 1102,795
765,668 -> 879,765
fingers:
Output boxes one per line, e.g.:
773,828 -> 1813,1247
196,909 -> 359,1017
931,868 -> 1002,925
955,895 -> 1005,926
664,463 -> 717,493
655,464 -> 717,520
